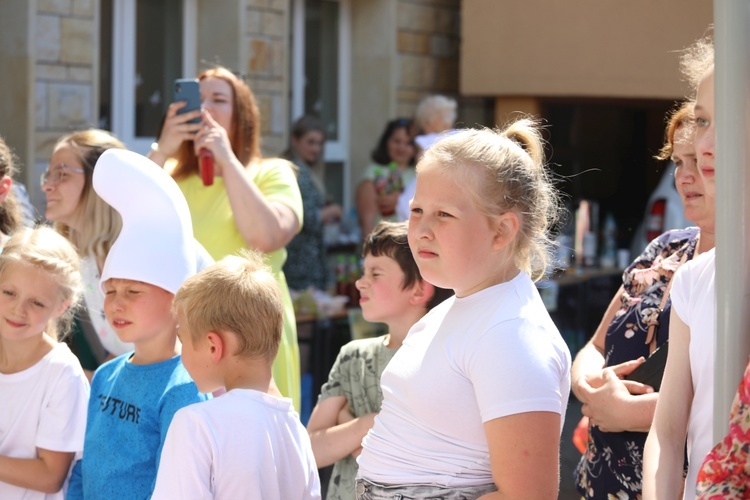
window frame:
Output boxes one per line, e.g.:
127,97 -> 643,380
109,0 -> 197,154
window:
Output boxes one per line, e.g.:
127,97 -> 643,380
292,0 -> 351,207
99,0 -> 196,153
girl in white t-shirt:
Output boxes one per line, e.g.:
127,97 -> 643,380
356,119 -> 571,499
0,227 -> 89,499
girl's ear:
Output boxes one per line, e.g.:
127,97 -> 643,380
409,279 -> 435,307
205,331 -> 224,364
0,176 -> 12,204
492,212 -> 520,251
53,299 -> 71,319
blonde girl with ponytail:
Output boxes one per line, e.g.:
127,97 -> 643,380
356,119 -> 571,499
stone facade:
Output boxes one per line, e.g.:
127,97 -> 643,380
33,0 -> 97,208
5,0 -> 476,212
395,0 -> 460,120
244,0 -> 289,157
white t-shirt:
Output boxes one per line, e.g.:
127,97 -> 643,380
357,272 -> 571,487
0,343 -> 89,499
670,248 -> 716,500
152,389 -> 320,499
80,256 -> 133,356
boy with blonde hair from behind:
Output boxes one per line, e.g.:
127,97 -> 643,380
152,249 -> 320,499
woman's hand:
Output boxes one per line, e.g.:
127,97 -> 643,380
192,109 -> 235,177
153,101 -> 202,161
577,359 -> 655,433
321,204 -> 343,224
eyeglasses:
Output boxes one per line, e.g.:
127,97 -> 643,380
40,164 -> 85,187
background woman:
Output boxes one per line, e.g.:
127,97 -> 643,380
149,66 -> 304,409
572,100 -> 711,498
355,118 -> 415,240
282,115 -> 342,292
42,129 -> 130,369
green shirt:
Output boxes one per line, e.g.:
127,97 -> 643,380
319,336 -> 397,500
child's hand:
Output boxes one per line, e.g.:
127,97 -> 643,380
337,402 -> 355,425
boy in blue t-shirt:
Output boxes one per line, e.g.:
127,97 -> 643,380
66,149 -> 212,499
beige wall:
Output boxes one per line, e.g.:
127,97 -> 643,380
197,0 -> 290,156
350,0 -> 466,182
395,0 -> 460,118
461,0 -> 713,99
0,0 -> 34,189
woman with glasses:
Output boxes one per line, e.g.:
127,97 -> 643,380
355,118 -> 416,241
282,115 -> 343,292
42,129 -> 130,371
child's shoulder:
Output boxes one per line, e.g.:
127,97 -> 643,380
46,342 -> 85,371
338,335 -> 388,359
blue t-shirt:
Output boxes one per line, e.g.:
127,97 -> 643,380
67,353 -> 208,499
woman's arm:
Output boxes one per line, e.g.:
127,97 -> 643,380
571,285 -> 656,433
479,412 -> 561,499
571,286 -> 621,400
0,449 -> 76,494
356,180 -> 378,241
642,308 -> 693,499
196,110 -> 300,253
306,395 -> 376,468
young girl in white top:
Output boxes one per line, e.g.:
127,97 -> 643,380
0,226 -> 89,499
356,119 -> 572,499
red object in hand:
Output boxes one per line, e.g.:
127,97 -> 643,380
573,416 -> 590,454
199,148 -> 214,186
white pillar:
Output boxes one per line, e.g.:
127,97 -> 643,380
713,0 -> 750,442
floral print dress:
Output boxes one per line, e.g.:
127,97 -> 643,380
575,227 -> 699,499
696,358 -> 750,499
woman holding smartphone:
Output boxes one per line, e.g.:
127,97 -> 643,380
148,67 -> 304,409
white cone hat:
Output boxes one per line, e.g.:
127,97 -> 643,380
94,149 -> 213,294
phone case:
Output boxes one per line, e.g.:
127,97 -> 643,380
173,78 -> 201,124
626,341 -> 669,392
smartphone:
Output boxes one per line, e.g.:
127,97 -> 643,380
626,341 -> 669,392
173,78 -> 201,124
174,78 -> 214,185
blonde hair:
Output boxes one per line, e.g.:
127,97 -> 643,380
419,118 -> 561,281
415,95 -> 458,134
0,137 -> 23,235
655,101 -> 695,161
680,33 -> 714,97
52,129 -> 125,268
173,249 -> 282,360
0,226 -> 82,341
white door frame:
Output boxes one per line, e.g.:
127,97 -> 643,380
291,0 -> 352,210
110,0 -> 197,155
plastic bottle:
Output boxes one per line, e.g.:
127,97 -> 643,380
600,213 -> 618,268
347,255 -> 361,307
334,255 -> 348,297
387,162 -> 403,193
373,167 -> 388,196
